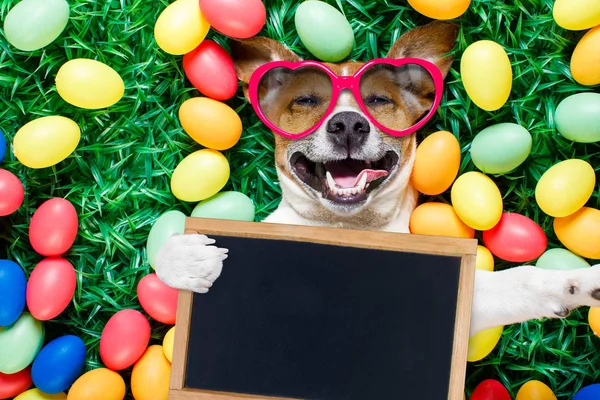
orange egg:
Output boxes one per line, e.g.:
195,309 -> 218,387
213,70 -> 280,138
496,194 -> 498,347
554,207 -> 600,259
131,346 -> 171,400
515,380 -> 556,400
67,368 -> 125,400
589,307 -> 600,336
412,131 -> 461,196
409,202 -> 475,238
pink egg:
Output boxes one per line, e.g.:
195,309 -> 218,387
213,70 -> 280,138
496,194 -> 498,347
0,366 -> 32,400
137,273 -> 178,325
100,309 -> 151,371
0,169 -> 24,217
26,258 -> 76,321
483,212 -> 548,262
199,0 -> 266,39
29,198 -> 78,257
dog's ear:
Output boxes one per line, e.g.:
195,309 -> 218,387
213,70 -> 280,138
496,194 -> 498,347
386,21 -> 459,79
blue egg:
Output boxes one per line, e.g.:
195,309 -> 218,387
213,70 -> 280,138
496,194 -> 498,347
31,335 -> 86,394
0,260 -> 26,326
0,129 -> 5,164
574,384 -> 600,400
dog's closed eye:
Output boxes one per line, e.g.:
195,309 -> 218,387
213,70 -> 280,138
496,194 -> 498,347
292,94 -> 321,107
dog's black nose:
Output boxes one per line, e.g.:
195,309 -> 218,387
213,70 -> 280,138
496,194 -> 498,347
326,112 -> 370,153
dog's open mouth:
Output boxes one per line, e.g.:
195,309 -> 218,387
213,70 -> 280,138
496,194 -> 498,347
290,151 -> 399,204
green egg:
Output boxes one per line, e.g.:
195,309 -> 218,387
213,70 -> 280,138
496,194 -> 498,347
0,312 -> 45,374
555,92 -> 600,143
192,191 -> 255,222
535,248 -> 591,270
146,210 -> 186,269
470,123 -> 532,175
295,0 -> 355,62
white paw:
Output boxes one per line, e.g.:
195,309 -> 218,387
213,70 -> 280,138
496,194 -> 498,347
154,233 -> 228,294
560,264 -> 600,313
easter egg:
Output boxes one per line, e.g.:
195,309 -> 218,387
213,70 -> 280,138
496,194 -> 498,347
154,0 -> 210,55
146,210 -> 186,269
476,246 -> 494,271
0,169 -> 24,216
553,0 -> 600,30
451,171 -> 503,231
179,97 -> 242,150
31,335 -> 85,394
535,159 -> 595,218
0,312 -> 44,374
100,309 -> 151,371
589,307 -> 600,336
0,130 -> 6,163
467,325 -> 503,362
573,384 -> 600,400
14,389 -> 66,400
26,258 -> 76,321
171,149 -> 230,202
163,327 -> 175,363
0,260 -> 26,327
461,40 -> 512,111
470,379 -> 511,400
470,123 -> 532,174
13,116 -> 80,169
131,345 -> 171,400
554,207 -> 600,259
412,131 -> 461,195
536,248 -> 590,270
407,0 -> 470,19
56,59 -> 124,109
295,0 -> 355,62
516,380 -> 556,400
29,198 -> 78,257
409,202 -> 475,238
0,366 -> 32,400
571,26 -> 600,86
199,0 -> 266,39
66,368 -> 125,400
555,93 -> 600,143
137,273 -> 178,324
183,40 -> 238,101
192,191 -> 255,221
3,0 -> 69,52
483,213 -> 547,263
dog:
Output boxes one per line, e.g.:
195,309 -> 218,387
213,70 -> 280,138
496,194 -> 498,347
155,21 -> 600,337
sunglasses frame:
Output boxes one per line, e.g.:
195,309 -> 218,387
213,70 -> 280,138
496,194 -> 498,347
248,58 -> 445,140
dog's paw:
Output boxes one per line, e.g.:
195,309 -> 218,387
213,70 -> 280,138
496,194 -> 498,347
154,233 -> 228,294
561,264 -> 600,310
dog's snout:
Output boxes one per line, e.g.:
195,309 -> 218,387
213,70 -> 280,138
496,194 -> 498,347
326,112 -> 370,154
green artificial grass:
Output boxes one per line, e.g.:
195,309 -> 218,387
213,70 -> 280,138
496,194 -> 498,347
0,0 -> 599,398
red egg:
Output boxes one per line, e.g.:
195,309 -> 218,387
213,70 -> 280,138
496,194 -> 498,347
0,169 -> 24,217
483,212 -> 548,262
100,309 -> 151,371
137,273 -> 178,325
29,198 -> 78,257
199,0 -> 266,39
471,379 -> 511,400
0,366 -> 32,399
183,40 -> 238,101
26,258 -> 76,321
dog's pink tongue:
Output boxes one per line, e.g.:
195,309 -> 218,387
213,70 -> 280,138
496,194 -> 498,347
327,163 -> 388,188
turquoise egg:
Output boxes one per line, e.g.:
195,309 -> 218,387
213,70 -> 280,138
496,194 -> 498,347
470,123 -> 532,174
535,248 -> 590,270
192,191 -> 255,222
295,0 -> 355,62
555,93 -> 600,143
146,210 -> 186,269
0,312 -> 45,374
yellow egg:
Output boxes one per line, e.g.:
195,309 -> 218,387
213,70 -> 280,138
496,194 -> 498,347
411,131 -> 461,195
67,368 -> 125,400
171,149 -> 230,202
516,380 -> 557,400
56,59 -> 125,109
460,40 -> 512,111
554,207 -> 600,259
179,97 -> 242,150
451,171 -> 503,231
476,245 -> 494,271
409,202 -> 475,238
535,159 -> 595,218
407,0 -> 471,20
467,325 -> 503,362
163,326 -> 175,363
553,0 -> 600,30
15,389 -> 67,400
13,116 -> 81,169
131,345 -> 171,400
571,25 -> 600,86
588,307 -> 600,336
154,0 -> 210,55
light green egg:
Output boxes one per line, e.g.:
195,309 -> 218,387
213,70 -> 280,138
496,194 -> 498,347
4,0 -> 70,52
0,312 -> 44,374
470,123 -> 532,174
146,210 -> 186,269
192,191 -> 255,222
555,92 -> 600,143
295,0 -> 355,62
535,248 -> 591,270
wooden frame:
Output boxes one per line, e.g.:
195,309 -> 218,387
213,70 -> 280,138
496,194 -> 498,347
170,217 -> 477,400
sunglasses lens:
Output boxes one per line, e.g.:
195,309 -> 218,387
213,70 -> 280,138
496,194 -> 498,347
359,63 -> 436,133
257,66 -> 333,136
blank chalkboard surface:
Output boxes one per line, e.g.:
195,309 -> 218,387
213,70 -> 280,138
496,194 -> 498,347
169,218 -> 477,400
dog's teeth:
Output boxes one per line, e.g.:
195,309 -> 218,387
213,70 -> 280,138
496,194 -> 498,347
358,173 -> 368,192
326,171 -> 337,189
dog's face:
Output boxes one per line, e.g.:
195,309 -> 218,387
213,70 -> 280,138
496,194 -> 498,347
231,21 -> 458,224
